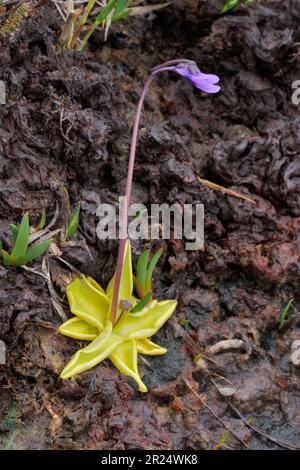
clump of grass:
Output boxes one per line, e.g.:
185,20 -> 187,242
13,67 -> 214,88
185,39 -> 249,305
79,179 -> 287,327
58,0 -> 169,50
133,248 -> 163,300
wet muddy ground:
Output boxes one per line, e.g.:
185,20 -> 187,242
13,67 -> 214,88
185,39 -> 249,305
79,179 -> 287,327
0,0 -> 300,450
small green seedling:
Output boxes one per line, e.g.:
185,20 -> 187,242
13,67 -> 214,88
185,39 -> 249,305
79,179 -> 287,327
193,354 -> 202,365
214,430 -> 229,450
221,0 -> 254,13
34,209 -> 47,232
0,212 -> 51,267
131,291 -> 152,313
66,203 -> 80,240
279,299 -> 294,330
132,208 -> 147,223
179,318 -> 189,329
133,248 -> 163,300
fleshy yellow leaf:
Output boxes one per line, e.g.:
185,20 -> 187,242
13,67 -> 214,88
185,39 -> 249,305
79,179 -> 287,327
106,276 -> 114,298
136,338 -> 167,356
136,250 -> 149,287
108,240 -> 134,319
87,276 -> 106,295
59,317 -> 98,341
66,276 -> 110,331
60,321 -> 122,379
113,300 -> 177,340
110,339 -> 147,392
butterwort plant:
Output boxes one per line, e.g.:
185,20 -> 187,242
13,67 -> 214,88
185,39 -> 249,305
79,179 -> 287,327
58,59 -> 220,391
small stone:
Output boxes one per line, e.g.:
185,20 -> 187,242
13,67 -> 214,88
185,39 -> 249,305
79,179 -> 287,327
218,386 -> 236,397
0,340 -> 6,365
291,340 -> 300,352
291,340 -> 300,368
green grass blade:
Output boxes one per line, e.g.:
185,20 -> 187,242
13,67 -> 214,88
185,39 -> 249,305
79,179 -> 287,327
66,203 -> 80,239
112,0 -> 130,21
78,0 -> 96,27
144,249 -> 163,293
133,275 -> 146,300
80,0 -> 119,49
36,209 -> 46,231
10,212 -> 29,261
136,250 -> 149,287
9,224 -> 19,243
221,0 -> 238,13
24,240 -> 51,264
131,292 -> 152,313
1,250 -> 16,266
113,0 -> 129,17
279,299 -> 294,330
95,0 -> 118,23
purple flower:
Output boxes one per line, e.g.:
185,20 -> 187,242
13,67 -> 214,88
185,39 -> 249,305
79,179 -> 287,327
156,61 -> 220,94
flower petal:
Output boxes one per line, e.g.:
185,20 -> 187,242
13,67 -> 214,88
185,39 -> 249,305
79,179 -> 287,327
198,73 -> 220,84
60,321 -> 123,380
113,300 -> 177,340
109,339 -> 147,392
58,317 -> 98,341
158,62 -> 221,94
136,338 -> 167,356
173,65 -> 193,79
66,276 -> 110,331
191,77 -> 221,94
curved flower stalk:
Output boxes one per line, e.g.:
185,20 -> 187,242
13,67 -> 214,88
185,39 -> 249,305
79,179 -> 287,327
59,59 -> 219,392
59,240 -> 177,392
110,59 -> 220,324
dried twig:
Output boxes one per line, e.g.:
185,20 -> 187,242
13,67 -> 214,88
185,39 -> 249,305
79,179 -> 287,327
50,254 -> 82,274
170,319 -> 226,371
42,256 -> 68,320
198,177 -> 256,204
210,378 -> 300,450
184,379 -> 250,449
21,265 -> 48,280
52,0 -> 67,19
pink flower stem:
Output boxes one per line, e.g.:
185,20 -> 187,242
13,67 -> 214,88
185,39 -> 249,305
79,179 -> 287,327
110,60 -> 190,324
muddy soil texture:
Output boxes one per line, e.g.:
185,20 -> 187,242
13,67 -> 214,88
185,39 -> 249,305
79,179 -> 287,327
0,0 -> 300,450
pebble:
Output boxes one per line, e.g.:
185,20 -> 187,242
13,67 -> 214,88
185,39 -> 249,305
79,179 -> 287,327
218,386 -> 236,397
291,340 -> 300,368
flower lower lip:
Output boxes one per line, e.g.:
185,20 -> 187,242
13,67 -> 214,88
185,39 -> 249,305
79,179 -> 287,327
153,61 -> 221,94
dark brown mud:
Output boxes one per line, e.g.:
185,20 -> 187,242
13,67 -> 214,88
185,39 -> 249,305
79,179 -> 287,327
0,0 -> 299,449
